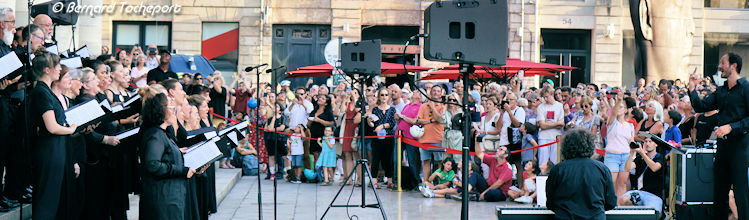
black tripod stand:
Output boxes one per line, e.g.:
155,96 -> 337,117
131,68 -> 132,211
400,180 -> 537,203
320,74 -> 387,219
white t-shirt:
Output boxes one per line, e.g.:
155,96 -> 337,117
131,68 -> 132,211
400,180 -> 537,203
480,112 -> 501,139
284,99 -> 314,129
130,66 -> 151,87
605,119 -> 634,154
499,106 -> 526,146
288,136 -> 304,155
146,56 -> 160,69
536,101 -> 564,140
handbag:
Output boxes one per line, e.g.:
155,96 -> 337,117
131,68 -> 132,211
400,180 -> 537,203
507,109 -> 523,145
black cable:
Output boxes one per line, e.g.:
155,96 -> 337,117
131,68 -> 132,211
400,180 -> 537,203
345,180 -> 358,220
401,35 -> 463,108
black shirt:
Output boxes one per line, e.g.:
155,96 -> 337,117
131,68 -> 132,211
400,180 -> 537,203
632,153 -> 665,197
690,77 -> 749,141
695,113 -> 719,144
547,158 -> 617,220
679,116 -> 696,144
209,87 -> 228,117
146,67 -> 178,84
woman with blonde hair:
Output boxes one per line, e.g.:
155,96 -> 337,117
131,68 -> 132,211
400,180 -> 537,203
443,93 -> 464,158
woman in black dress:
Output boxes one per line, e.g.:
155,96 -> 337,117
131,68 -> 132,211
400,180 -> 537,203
209,75 -> 229,122
140,93 -> 197,219
162,79 -> 202,220
29,51 -> 78,220
368,88 -> 397,189
188,94 -> 218,218
308,94 -> 335,161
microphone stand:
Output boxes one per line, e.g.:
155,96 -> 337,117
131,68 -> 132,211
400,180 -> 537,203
254,66 -> 263,220
269,66 -> 286,220
20,1 -> 34,219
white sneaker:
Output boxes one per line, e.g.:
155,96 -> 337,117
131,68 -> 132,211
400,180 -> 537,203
422,188 -> 434,198
514,196 -> 533,204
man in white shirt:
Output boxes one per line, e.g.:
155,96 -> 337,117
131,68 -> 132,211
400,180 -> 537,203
499,92 -> 526,185
145,44 -> 160,69
536,87 -> 564,164
284,87 -> 314,129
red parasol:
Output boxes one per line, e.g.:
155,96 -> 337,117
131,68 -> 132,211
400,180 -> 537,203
287,62 -> 432,78
421,69 -> 555,80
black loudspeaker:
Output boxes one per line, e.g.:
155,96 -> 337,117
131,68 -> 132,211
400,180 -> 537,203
341,39 -> 381,76
424,0 -> 508,66
673,148 -> 715,204
32,0 -> 79,26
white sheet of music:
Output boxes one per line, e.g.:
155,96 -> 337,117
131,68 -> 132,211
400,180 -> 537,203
123,94 -> 140,106
46,45 -> 58,55
75,46 -> 90,58
536,175 -> 548,207
0,52 -> 23,79
115,127 -> 140,139
60,57 -> 82,69
183,138 -> 223,170
227,130 -> 238,145
65,99 -> 105,126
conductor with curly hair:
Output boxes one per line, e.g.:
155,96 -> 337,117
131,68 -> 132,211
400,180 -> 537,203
546,129 -> 617,220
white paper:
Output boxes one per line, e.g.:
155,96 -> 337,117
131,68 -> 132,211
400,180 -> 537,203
0,52 -> 23,79
61,50 -> 69,58
46,45 -> 58,55
219,121 -> 248,136
65,99 -> 106,126
60,57 -> 82,69
227,131 -> 238,145
74,46 -> 89,58
204,131 -> 217,140
123,94 -> 140,106
115,127 -> 140,139
183,138 -> 223,170
536,175 -> 548,207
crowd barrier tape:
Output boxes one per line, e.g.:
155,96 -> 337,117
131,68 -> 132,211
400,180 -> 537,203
209,110 -> 607,156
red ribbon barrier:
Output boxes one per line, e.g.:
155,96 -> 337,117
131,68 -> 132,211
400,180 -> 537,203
210,110 -> 239,123
207,109 -> 606,157
129,83 -> 139,89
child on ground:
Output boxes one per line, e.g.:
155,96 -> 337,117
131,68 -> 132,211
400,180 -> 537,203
420,157 -> 455,197
508,160 -> 541,203
315,126 -> 337,186
287,124 -> 306,184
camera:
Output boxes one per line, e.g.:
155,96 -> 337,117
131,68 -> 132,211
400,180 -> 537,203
148,48 -> 157,55
500,100 -> 509,109
630,141 -> 642,149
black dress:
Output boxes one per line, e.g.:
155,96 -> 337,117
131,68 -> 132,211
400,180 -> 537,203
209,87 -> 228,117
60,95 -> 95,220
29,82 -> 68,220
140,126 -> 189,220
168,122 -> 201,220
308,109 -> 334,153
195,120 -> 218,219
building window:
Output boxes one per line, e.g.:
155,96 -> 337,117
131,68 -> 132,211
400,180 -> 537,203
704,33 -> 749,78
705,0 -> 748,8
202,22 -> 239,76
112,21 -> 172,55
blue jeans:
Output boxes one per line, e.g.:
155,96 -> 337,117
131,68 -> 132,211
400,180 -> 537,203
468,172 -> 506,202
242,154 -> 259,176
604,152 -> 630,172
623,190 -> 662,213
419,142 -> 443,162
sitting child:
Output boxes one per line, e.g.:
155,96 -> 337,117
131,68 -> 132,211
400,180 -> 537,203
236,137 -> 259,176
420,157 -> 455,197
508,160 -> 540,203
432,161 -> 483,201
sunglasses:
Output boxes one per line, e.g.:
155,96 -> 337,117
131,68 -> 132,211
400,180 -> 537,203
448,99 -> 457,102
380,94 -> 389,97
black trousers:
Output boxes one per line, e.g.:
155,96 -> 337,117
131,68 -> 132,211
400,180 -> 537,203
714,136 -> 749,220
371,138 -> 394,179
402,143 -> 422,190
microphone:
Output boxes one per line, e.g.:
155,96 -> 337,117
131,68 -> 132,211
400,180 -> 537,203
244,63 -> 268,72
265,66 -> 286,73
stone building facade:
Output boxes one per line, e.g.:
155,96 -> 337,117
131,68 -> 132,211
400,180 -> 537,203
3,0 -> 748,87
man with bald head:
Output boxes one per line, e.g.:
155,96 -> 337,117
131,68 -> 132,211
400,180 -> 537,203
32,14 -> 53,44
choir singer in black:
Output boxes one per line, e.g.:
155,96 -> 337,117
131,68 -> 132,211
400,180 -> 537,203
689,53 -> 749,220
139,93 -> 197,219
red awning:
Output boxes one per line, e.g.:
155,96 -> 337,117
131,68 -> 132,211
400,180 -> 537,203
286,69 -> 333,78
291,62 -> 431,77
440,58 -> 575,73
421,69 -> 555,80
